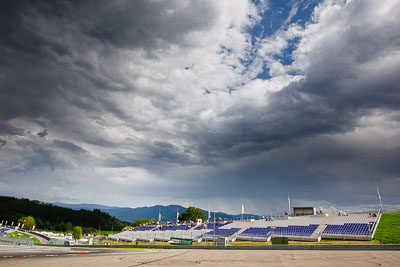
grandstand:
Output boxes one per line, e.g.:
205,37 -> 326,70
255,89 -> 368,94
109,210 -> 382,243
109,224 -> 206,243
0,227 -> 13,236
225,216 -> 325,242
201,222 -> 241,242
322,211 -> 380,240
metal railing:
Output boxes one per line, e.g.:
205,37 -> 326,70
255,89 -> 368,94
0,236 -> 34,246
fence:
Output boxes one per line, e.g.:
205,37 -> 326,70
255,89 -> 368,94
0,236 -> 34,246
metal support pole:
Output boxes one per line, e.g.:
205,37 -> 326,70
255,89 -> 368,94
213,205 -> 216,245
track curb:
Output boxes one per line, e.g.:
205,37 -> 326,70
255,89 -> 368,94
38,244 -> 400,250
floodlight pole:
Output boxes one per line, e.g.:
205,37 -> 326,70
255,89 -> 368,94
212,205 -> 216,245
214,211 -> 216,244
287,189 -> 291,217
377,184 -> 383,211
367,222 -> 371,245
241,198 -> 244,222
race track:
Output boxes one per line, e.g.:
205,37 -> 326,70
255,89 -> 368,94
1,246 -> 399,266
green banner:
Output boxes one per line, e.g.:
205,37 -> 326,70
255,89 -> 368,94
169,237 -> 192,246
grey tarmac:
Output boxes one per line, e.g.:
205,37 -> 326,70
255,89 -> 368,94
1,248 -> 400,267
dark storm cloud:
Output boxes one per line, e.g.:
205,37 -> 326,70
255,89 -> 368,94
0,0 -> 218,144
8,138 -> 91,173
0,121 -> 25,136
36,129 -> 48,138
179,130 -> 400,210
193,0 -> 400,162
1,0 -> 396,159
0,138 -> 6,147
82,1 -> 217,50
52,139 -> 87,154
167,0 -> 400,208
11,140 -> 70,172
192,91 -> 357,163
105,140 -> 195,170
0,0 -> 216,53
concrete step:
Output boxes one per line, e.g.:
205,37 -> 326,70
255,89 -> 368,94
311,214 -> 335,241
230,222 -> 254,242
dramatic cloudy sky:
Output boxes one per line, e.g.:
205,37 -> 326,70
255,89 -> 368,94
1,0 -> 399,215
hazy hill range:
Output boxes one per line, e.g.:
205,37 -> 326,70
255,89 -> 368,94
53,202 -> 261,222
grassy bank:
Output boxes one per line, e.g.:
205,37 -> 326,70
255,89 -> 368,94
373,212 -> 400,244
5,231 -> 40,244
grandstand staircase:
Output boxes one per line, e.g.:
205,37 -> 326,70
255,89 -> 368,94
230,222 -> 254,242
186,225 -> 199,232
311,214 -> 334,241
371,212 -> 382,239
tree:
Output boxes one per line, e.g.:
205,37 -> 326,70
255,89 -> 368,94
66,222 -> 73,232
72,226 -> 82,240
18,216 -> 35,230
180,206 -> 205,222
132,218 -> 155,227
0,196 -> 127,232
36,218 -> 44,229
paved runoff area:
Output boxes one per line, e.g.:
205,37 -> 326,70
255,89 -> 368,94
1,246 -> 400,266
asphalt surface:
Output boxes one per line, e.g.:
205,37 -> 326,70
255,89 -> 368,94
0,245 -> 141,258
0,246 -> 399,266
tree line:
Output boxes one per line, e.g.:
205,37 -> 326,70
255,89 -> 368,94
0,196 -> 126,233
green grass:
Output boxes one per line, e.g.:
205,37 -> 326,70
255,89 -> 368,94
99,230 -> 115,235
6,232 -> 31,238
373,212 -> 400,244
290,239 -> 379,245
5,231 -> 40,244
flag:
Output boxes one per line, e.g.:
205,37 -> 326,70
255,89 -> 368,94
241,203 -> 244,215
208,209 -> 211,220
176,211 -> 179,222
32,225 -> 35,231
158,211 -> 161,223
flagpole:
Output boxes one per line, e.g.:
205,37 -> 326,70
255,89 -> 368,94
241,198 -> 244,222
377,184 -> 383,211
287,189 -> 291,217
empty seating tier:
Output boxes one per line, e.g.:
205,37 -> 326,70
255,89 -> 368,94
241,227 -> 271,237
322,213 -> 380,238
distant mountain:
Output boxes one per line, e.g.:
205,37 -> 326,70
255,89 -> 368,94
52,202 -> 261,222
52,202 -> 118,210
